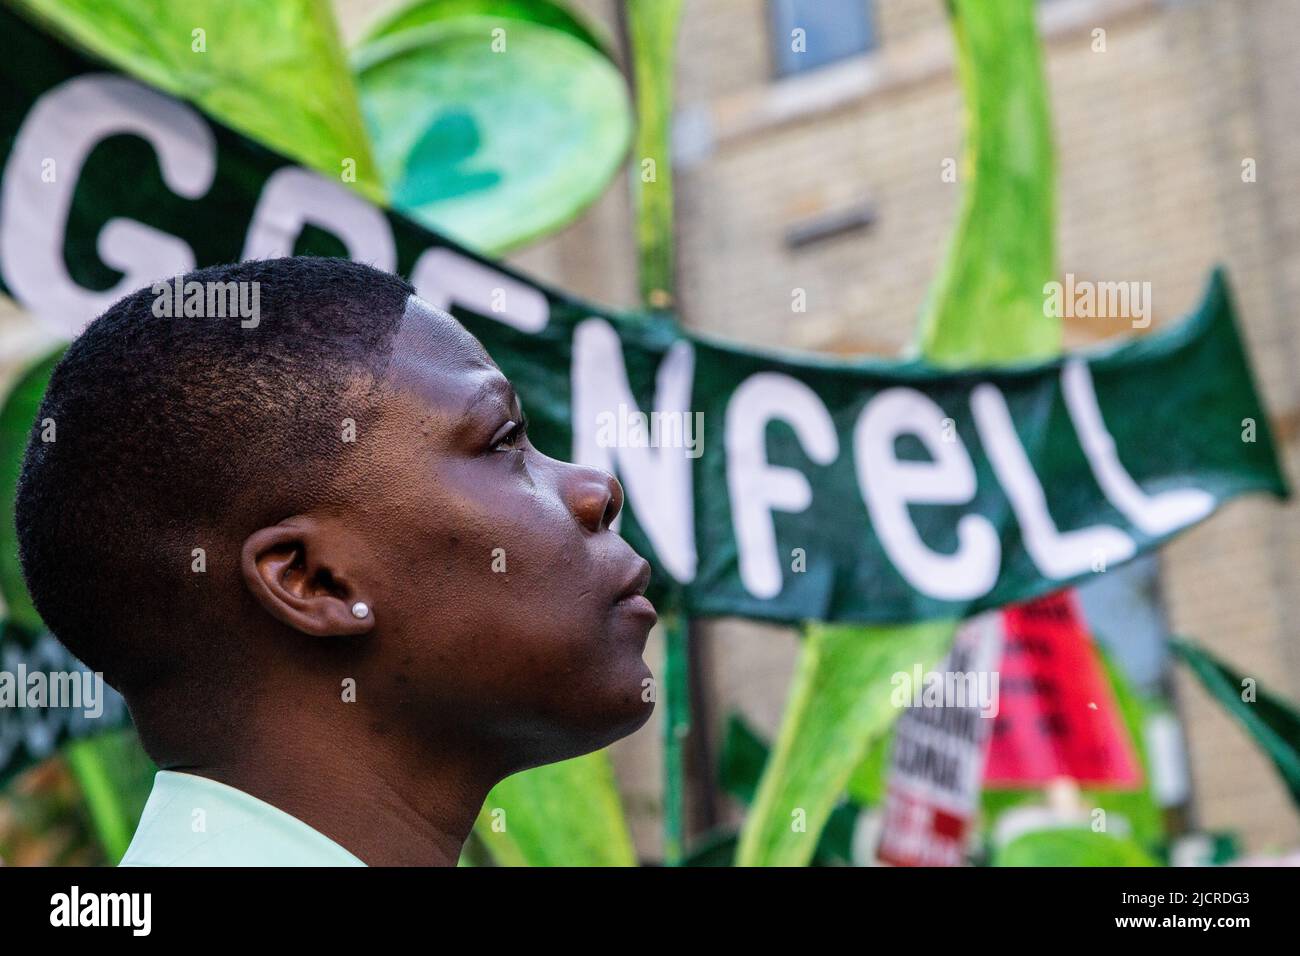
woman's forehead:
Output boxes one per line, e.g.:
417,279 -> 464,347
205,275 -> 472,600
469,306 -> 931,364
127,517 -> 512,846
383,295 -> 503,413
396,295 -> 486,355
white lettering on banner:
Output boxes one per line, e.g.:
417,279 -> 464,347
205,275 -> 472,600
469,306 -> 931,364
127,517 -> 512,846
0,74 -> 215,337
855,388 -> 1000,601
725,373 -> 839,599
971,382 -> 1135,578
1062,359 -> 1215,535
0,75 -> 1224,610
242,166 -> 396,270
411,247 -> 549,333
572,318 -> 697,583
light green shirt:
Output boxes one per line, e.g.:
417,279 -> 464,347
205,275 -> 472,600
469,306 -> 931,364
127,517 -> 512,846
119,770 -> 366,866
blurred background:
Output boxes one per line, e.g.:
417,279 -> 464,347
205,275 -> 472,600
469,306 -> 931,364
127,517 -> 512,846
1,0 -> 1298,866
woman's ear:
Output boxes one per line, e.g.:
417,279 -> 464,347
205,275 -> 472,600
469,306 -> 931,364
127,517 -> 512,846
240,516 -> 375,637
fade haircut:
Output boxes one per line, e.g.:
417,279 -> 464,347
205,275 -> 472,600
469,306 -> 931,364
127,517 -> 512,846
14,257 -> 415,695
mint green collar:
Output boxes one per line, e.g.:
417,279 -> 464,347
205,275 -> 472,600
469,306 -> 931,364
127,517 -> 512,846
119,770 -> 366,866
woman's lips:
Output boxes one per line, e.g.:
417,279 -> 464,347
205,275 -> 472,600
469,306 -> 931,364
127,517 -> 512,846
612,556 -> 655,624
615,592 -> 658,624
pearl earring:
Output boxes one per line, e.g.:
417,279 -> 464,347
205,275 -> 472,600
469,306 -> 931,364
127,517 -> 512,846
351,601 -> 370,619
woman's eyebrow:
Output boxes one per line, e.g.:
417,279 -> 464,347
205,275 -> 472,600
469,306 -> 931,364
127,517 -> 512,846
461,376 -> 520,419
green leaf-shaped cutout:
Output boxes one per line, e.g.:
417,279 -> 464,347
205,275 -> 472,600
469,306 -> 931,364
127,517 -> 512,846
354,16 -> 632,253
474,751 -> 636,866
8,0 -> 384,201
735,619 -> 954,866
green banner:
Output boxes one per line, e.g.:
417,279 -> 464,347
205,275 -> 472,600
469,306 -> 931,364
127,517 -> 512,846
0,4 -> 1287,638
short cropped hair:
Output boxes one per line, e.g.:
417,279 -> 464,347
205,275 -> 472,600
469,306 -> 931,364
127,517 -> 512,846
14,257 -> 414,693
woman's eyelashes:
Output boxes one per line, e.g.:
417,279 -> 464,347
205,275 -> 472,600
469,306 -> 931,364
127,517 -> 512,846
490,416 -> 528,452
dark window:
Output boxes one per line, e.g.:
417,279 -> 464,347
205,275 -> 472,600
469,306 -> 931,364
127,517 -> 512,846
768,0 -> 877,78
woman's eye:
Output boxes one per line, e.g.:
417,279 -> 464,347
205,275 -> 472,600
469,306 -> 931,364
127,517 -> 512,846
492,419 -> 527,451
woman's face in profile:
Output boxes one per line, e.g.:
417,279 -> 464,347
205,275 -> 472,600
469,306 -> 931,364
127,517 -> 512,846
343,297 -> 656,770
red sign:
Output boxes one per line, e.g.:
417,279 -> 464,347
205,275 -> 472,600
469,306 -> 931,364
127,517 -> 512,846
983,590 -> 1141,788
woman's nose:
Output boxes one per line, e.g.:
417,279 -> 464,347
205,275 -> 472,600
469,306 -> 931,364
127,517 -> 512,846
568,466 -> 624,533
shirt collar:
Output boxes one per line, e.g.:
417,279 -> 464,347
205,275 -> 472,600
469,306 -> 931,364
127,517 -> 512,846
119,770 -> 366,866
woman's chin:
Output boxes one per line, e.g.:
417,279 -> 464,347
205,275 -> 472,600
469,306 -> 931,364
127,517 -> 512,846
560,663 -> 657,755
